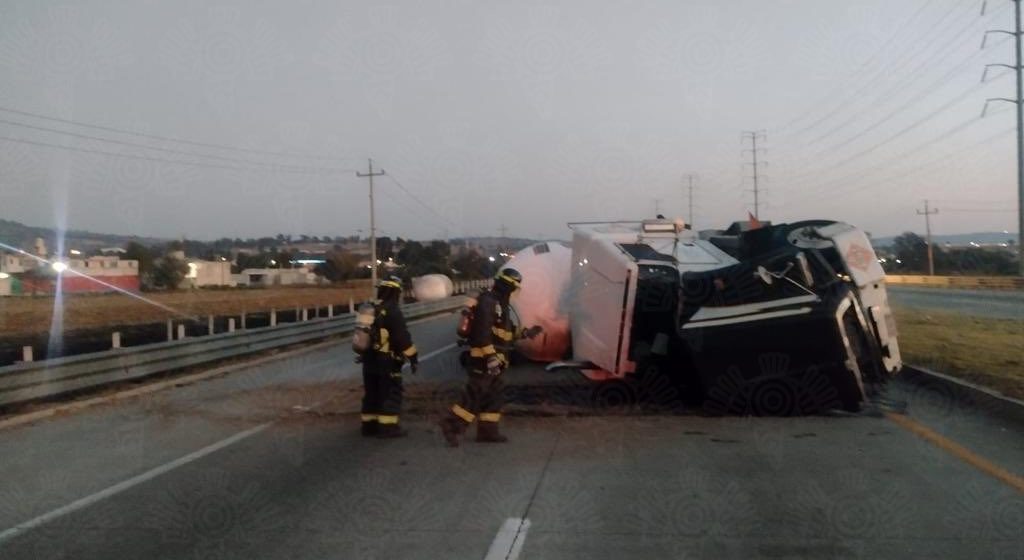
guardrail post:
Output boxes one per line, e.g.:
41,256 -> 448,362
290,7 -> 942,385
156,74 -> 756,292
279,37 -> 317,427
177,324 -> 186,340
301,308 -> 308,322
167,320 -> 173,341
112,332 -> 121,349
22,346 -> 33,363
295,306 -> 301,322
208,315 -> 215,336
241,310 -> 246,330
270,309 -> 277,327
349,298 -> 354,313
328,304 -> 334,318
228,318 -> 236,332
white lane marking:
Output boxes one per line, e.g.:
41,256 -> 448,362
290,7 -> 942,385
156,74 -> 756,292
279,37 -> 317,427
0,422 -> 270,545
419,342 -> 458,362
0,340 -> 459,545
484,517 -> 531,560
401,342 -> 458,374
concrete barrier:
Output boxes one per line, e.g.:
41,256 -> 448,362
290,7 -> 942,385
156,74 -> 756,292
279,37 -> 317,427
886,275 -> 1024,290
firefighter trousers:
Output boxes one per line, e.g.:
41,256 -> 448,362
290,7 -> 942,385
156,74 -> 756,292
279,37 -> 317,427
361,354 -> 403,425
450,358 -> 505,424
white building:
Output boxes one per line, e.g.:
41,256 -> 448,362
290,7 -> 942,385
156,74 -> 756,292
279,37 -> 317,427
232,268 -> 318,287
183,260 -> 235,288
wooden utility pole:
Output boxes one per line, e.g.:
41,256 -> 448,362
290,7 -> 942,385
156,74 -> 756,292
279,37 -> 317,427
917,200 -> 939,276
356,159 -> 385,287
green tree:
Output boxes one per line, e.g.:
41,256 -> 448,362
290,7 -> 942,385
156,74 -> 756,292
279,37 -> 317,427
891,232 -> 929,273
152,256 -> 188,290
315,249 -> 362,281
123,241 -> 155,289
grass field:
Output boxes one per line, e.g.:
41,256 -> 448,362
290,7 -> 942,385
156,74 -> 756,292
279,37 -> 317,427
893,306 -> 1024,400
0,284 -> 374,338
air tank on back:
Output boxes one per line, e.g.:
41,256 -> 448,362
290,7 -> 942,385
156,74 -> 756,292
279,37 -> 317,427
506,241 -> 572,362
412,274 -> 454,301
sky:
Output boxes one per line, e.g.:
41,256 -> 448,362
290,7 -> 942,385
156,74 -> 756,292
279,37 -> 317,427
0,0 -> 1019,242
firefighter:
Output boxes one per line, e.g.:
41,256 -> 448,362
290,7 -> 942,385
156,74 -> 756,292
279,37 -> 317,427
359,276 -> 419,438
440,268 -> 542,446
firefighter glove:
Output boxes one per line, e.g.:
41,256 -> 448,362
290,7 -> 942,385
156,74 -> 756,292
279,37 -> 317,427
486,355 -> 502,376
523,325 -> 544,339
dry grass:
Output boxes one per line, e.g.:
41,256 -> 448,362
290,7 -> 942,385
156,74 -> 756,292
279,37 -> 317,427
0,284 -> 374,337
893,306 -> 1024,400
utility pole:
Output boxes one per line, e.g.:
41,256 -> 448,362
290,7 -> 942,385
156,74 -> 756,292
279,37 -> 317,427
356,159 -> 385,287
684,174 -> 697,227
742,131 -> 767,220
917,200 -> 939,276
982,0 -> 1024,276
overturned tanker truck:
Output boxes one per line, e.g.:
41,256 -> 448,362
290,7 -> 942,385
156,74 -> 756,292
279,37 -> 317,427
513,218 -> 901,414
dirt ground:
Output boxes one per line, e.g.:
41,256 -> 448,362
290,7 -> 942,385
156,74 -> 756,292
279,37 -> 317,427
893,306 -> 1024,400
0,284 -> 374,338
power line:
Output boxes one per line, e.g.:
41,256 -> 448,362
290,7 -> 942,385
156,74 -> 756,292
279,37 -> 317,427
779,0 -> 979,140
942,208 -> 1016,212
798,124 -> 1014,205
0,133 -> 352,175
802,5 -> 991,148
0,105 -> 359,162
778,26 -> 1007,186
383,171 -> 460,229
773,0 -> 939,134
0,117 -> 356,173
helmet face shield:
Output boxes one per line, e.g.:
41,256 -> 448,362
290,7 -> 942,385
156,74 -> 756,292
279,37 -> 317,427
495,268 -> 523,292
378,275 -> 403,290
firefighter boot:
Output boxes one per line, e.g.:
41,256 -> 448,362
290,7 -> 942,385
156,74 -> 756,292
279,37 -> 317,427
440,414 -> 468,447
476,421 -> 508,443
376,423 -> 408,439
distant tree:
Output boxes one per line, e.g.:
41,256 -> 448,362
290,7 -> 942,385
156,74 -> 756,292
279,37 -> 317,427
315,249 -> 362,281
376,236 -> 394,260
451,250 -> 491,279
152,256 -> 188,290
123,241 -> 156,289
891,232 -> 929,273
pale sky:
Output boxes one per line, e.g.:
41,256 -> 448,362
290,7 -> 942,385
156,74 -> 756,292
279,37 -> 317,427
0,0 -> 1019,242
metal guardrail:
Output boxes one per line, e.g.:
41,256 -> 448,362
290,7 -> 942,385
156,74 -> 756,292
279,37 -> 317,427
0,296 -> 467,409
886,275 -> 1024,290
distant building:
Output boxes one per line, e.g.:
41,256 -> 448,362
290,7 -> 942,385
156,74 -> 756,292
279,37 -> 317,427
232,268 -> 318,287
60,255 -> 140,293
2,254 -> 140,295
183,260 -> 235,288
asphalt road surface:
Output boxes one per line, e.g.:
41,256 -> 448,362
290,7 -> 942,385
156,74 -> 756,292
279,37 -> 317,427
0,313 -> 1022,559
888,285 -> 1024,320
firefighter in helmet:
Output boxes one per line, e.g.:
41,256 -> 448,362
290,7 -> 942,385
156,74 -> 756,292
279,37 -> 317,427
359,276 -> 419,438
440,268 -> 542,446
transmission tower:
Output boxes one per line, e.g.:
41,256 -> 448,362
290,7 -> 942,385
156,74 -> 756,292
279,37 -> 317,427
981,0 -> 1024,276
684,174 -> 697,228
742,131 -> 768,220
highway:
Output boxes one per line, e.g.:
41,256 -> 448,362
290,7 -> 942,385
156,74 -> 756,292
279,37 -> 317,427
888,285 -> 1024,320
0,312 -> 1022,559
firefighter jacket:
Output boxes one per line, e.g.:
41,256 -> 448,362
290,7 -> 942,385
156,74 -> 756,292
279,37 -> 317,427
372,299 -> 418,362
467,289 -> 518,361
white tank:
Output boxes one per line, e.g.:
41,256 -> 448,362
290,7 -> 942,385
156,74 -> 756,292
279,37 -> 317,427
412,274 -> 454,301
507,242 -> 572,362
